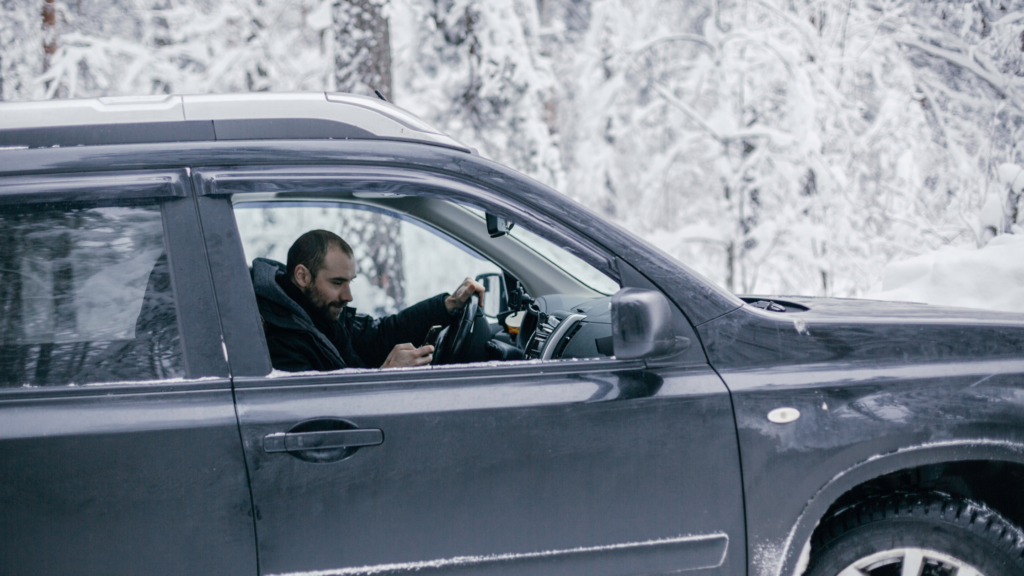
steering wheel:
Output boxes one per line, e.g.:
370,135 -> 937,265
431,294 -> 479,365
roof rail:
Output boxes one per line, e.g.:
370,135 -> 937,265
0,92 -> 471,152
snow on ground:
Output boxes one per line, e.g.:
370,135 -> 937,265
870,233 -> 1024,314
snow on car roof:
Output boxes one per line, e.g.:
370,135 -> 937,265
0,92 -> 471,152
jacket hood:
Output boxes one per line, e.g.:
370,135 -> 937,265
252,257 -> 345,366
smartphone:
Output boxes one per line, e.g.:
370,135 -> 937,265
424,325 -> 443,348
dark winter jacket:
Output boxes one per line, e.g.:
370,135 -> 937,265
252,258 -> 452,372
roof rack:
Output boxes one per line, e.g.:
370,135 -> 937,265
0,92 -> 472,152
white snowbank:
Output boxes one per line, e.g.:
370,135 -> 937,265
870,233 -> 1024,313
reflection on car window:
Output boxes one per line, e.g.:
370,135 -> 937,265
0,204 -> 184,387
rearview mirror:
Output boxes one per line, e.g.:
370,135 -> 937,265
610,288 -> 677,359
475,272 -> 508,318
486,213 -> 514,238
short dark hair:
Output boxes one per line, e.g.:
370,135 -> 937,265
287,230 -> 354,279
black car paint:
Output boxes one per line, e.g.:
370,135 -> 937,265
700,297 -> 1024,576
231,361 -> 742,576
0,383 -> 257,576
195,161 -> 744,575
0,140 -> 1022,576
0,180 -> 256,575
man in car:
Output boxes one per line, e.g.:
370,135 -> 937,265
252,229 -> 485,371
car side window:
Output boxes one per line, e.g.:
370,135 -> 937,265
0,202 -> 184,387
234,203 -> 502,316
231,193 -> 623,373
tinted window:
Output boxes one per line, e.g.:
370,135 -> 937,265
0,203 -> 184,387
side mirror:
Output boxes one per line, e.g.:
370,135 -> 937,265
475,272 -> 508,318
486,213 -> 514,238
610,288 -> 677,359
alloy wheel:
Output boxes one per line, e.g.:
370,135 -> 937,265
838,548 -> 983,576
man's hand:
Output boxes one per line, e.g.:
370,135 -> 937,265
381,343 -> 434,368
445,277 -> 486,313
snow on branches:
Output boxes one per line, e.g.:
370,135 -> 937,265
1,0 -> 1021,307
392,0 -> 564,188
560,0 -> 1024,297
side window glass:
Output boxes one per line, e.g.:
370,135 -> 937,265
232,196 -> 621,373
0,203 -> 184,387
235,204 -> 501,316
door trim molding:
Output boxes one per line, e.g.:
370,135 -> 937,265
266,533 -> 728,576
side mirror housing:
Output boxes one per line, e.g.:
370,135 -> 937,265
475,272 -> 508,317
610,288 -> 677,359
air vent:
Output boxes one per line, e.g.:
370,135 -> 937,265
741,298 -> 809,313
551,321 -> 585,359
525,314 -> 560,359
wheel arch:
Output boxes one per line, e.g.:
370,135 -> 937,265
774,440 -> 1024,576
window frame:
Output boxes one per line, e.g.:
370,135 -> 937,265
197,164 -> 654,381
195,165 -> 620,284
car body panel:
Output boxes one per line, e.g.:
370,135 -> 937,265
698,302 -> 1024,576
0,384 -> 257,576
232,361 -> 744,576
3,133 -> 1023,576
0,171 -> 256,576
194,158 -> 746,575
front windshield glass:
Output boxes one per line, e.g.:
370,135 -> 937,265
461,206 -> 618,295
507,226 -> 619,295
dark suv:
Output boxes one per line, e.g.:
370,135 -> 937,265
2,93 -> 1024,576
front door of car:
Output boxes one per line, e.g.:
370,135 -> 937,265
0,170 -> 256,576
197,168 -> 746,576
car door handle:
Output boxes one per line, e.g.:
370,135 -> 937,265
263,429 -> 384,453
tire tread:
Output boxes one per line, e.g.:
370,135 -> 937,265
810,492 -> 1024,571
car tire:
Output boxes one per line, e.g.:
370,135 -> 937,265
806,494 -> 1024,576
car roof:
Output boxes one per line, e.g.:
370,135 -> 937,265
0,92 -> 472,153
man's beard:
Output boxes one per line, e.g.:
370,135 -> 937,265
302,284 -> 343,322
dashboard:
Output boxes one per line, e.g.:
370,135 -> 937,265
485,294 -> 614,362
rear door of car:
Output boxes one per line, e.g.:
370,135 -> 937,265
196,164 -> 746,576
0,170 -> 257,576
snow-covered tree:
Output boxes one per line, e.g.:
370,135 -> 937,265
34,0 -> 330,97
328,0 -> 406,311
331,0 -> 392,98
557,0 -> 1024,296
392,0 -> 565,187
0,0 -> 44,101
3,0 -> 1022,306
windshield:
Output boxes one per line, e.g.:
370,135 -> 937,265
506,226 -> 619,295
460,206 -> 618,295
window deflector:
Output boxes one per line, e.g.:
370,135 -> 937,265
194,166 -> 619,286
0,169 -> 189,206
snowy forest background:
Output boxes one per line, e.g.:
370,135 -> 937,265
1,0 -> 1023,312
